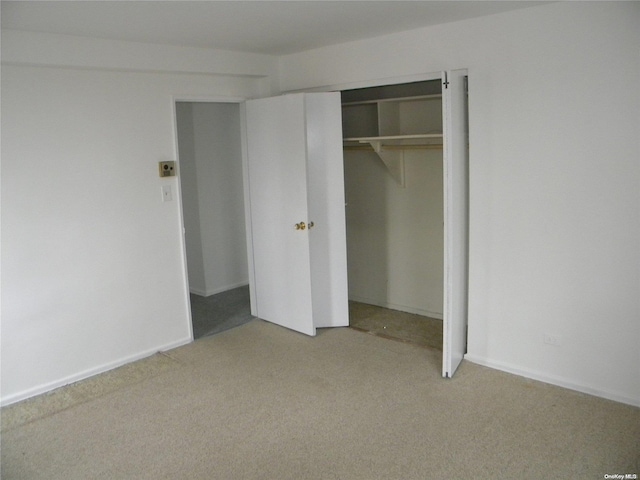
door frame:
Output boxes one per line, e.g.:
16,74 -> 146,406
290,70 -> 470,374
171,95 -> 249,341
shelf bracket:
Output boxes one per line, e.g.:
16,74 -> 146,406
365,140 -> 405,188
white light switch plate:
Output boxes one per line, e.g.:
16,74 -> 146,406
161,185 -> 173,202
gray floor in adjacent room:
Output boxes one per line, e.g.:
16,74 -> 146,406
190,285 -> 254,339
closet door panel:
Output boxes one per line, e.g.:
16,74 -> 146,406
442,70 -> 469,377
305,93 -> 349,328
245,94 -> 315,336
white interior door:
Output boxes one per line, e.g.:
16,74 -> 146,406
244,94 -> 315,336
304,93 -> 350,328
442,70 -> 469,377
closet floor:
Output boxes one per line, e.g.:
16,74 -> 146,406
349,301 -> 443,351
190,286 -> 254,340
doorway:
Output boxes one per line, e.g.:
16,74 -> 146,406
175,101 -> 253,339
341,79 -> 445,350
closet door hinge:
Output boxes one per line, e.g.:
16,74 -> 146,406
443,72 -> 449,89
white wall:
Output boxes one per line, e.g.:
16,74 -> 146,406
1,30 -> 275,405
177,102 -> 248,297
280,2 -> 640,405
345,148 -> 444,318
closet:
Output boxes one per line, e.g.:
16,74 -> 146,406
341,72 -> 469,378
342,79 -> 445,322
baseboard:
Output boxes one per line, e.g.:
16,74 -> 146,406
0,336 -> 193,407
189,286 -> 208,296
190,281 -> 249,297
464,353 -> 640,408
348,294 -> 443,320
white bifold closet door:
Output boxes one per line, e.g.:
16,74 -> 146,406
442,69 -> 469,378
243,92 -> 349,336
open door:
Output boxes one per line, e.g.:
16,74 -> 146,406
243,92 -> 348,336
442,70 -> 469,377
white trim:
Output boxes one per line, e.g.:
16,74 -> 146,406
172,98 -> 193,343
464,353 -> 640,408
349,294 -> 443,320
239,103 -> 258,317
0,337 -> 192,407
189,282 -> 250,298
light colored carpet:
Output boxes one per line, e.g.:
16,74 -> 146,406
349,301 -> 443,350
2,319 -> 639,479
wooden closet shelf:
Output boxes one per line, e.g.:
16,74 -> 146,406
344,134 -> 442,142
344,144 -> 442,151
343,134 -> 443,151
342,94 -> 442,107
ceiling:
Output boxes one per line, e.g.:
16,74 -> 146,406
1,1 -> 545,56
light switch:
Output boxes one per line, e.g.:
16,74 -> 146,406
161,185 -> 173,202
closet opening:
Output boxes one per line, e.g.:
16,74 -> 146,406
341,79 -> 447,352
175,101 -> 254,340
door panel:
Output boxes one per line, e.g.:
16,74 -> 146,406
244,94 -> 315,336
305,93 -> 349,328
442,70 -> 469,377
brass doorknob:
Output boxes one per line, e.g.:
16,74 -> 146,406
295,222 -> 306,230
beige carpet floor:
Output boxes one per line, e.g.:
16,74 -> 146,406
349,301 -> 443,350
2,319 -> 639,479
